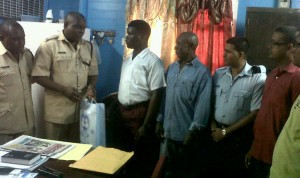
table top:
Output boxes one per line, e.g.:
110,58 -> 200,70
35,159 -> 121,178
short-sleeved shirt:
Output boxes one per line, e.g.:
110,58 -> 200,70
0,42 -> 35,134
251,63 -> 300,164
32,33 -> 98,124
213,63 -> 266,125
118,48 -> 166,106
270,95 -> 300,178
157,58 -> 212,141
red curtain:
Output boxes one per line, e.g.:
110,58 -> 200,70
176,0 -> 233,73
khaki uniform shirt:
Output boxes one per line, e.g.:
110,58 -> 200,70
32,33 -> 98,124
0,42 -> 35,134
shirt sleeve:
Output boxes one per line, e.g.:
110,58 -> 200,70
31,42 -> 52,77
291,70 -> 300,102
88,42 -> 99,76
148,59 -> 166,91
250,73 -> 267,111
189,69 -> 212,131
156,69 -> 168,123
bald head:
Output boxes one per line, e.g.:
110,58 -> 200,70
179,32 -> 198,50
175,32 -> 198,62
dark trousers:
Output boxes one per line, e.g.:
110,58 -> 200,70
247,157 -> 271,178
116,101 -> 160,178
206,124 -> 253,178
164,135 -> 208,178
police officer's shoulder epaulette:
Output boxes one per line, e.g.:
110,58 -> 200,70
45,35 -> 59,42
251,65 -> 261,74
23,48 -> 34,58
85,40 -> 93,58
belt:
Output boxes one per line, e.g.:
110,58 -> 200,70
119,100 -> 149,110
215,120 -> 229,129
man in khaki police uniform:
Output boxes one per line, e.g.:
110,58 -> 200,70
0,20 -> 35,144
32,12 -> 98,142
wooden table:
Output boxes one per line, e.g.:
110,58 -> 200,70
35,159 -> 124,178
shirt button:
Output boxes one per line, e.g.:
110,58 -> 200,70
275,76 -> 278,79
78,85 -> 80,88
78,74 -> 80,76
24,98 -> 27,102
77,62 -> 79,65
225,99 -> 228,102
230,83 -> 233,86
23,86 -> 26,90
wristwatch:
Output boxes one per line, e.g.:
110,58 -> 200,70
222,128 -> 227,136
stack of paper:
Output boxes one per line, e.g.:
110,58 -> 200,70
70,146 -> 134,174
0,135 -> 93,161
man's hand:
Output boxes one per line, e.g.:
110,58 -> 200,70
155,122 -> 164,142
135,125 -> 148,140
62,87 -> 82,102
86,85 -> 96,100
211,128 -> 226,142
183,130 -> 198,146
245,149 -> 252,168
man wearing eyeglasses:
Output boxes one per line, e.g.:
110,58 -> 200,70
245,26 -> 300,178
32,12 -> 98,142
270,29 -> 300,178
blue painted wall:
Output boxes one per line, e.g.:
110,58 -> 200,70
44,0 -> 126,100
236,0 -> 300,36
44,0 -> 80,21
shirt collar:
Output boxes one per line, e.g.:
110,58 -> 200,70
0,42 -> 8,55
58,32 -> 84,45
175,57 -> 200,67
223,62 -> 252,76
0,42 -> 24,56
128,48 -> 150,60
276,63 -> 299,73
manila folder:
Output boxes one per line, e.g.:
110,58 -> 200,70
69,146 -> 134,174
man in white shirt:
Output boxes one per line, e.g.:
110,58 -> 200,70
117,20 -> 166,178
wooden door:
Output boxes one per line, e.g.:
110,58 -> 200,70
246,7 -> 300,71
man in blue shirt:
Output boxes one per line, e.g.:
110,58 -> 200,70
156,32 -> 212,178
209,37 -> 266,177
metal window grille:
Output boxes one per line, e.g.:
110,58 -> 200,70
0,0 -> 44,21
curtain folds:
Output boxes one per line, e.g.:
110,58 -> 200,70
176,0 -> 233,72
125,0 -> 177,68
126,0 -> 233,72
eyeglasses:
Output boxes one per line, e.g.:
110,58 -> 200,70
269,42 -> 290,47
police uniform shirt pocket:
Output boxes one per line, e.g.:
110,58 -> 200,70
233,90 -> 252,111
0,66 -> 16,86
54,54 -> 72,72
